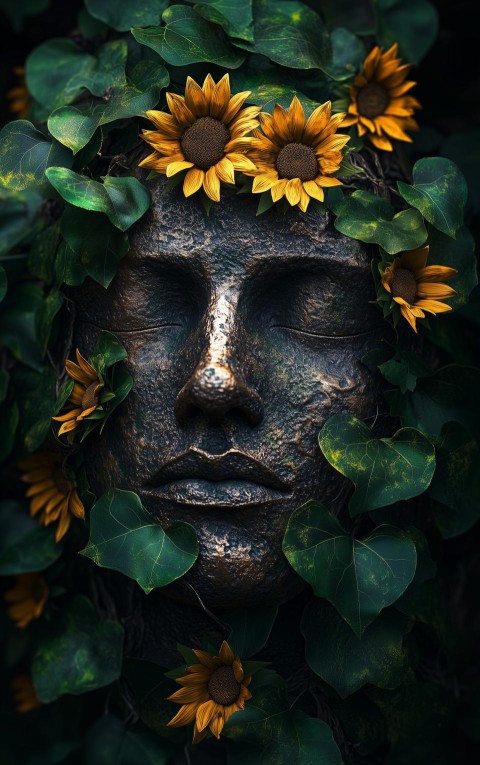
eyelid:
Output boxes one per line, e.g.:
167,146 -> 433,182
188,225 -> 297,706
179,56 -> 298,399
77,320 -> 183,334
270,324 -> 378,340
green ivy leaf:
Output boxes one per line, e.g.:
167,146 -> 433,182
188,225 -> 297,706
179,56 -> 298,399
283,501 -> 417,636
302,600 -> 411,697
224,677 -> 343,765
60,208 -> 129,287
85,0 -> 169,32
429,422 -> 480,539
0,187 -> 43,256
26,39 -> 127,111
185,0 -> 253,42
48,61 -> 169,154
376,0 -> 439,65
83,714 -> 175,765
132,5 -> 246,68
46,169 -> 150,232
397,158 -> 467,238
320,0 -> 376,35
250,0 -> 332,75
329,190 -> 427,254
0,282 -> 45,371
318,414 -> 436,515
89,331 -> 128,374
0,121 -> 73,195
14,365 -> 57,452
378,351 -> 431,394
0,501 -> 62,574
82,490 -> 199,593
385,365 -> 480,439
32,595 -> 124,703
230,69 -> 320,114
223,605 -> 278,657
0,0 -> 50,32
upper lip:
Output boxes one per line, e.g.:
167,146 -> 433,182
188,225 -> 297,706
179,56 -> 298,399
145,448 -> 290,492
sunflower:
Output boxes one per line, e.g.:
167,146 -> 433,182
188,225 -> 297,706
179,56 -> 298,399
381,244 -> 457,332
342,43 -> 420,151
246,97 -> 349,212
53,349 -> 103,437
167,640 -> 252,743
7,66 -> 30,119
11,675 -> 42,713
20,452 -> 85,542
5,573 -> 48,628
139,74 -> 260,202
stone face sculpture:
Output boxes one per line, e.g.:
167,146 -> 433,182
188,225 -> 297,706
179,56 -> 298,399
74,178 -> 387,610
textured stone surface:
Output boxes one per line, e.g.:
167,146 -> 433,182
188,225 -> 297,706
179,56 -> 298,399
75,177 -> 389,614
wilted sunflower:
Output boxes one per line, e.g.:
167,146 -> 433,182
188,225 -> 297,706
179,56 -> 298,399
382,244 -> 457,332
247,97 -> 349,211
139,74 -> 260,202
5,573 -> 48,628
20,452 -> 85,542
7,66 -> 30,119
342,43 -> 420,151
11,675 -> 42,713
53,349 -> 103,436
167,640 -> 252,743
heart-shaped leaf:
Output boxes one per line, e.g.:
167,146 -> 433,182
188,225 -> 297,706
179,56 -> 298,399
0,501 -> 62,574
283,501 -> 417,636
82,489 -> 199,593
397,158 -> 467,238
32,595 -> 124,703
318,414 -> 436,515
185,0 -> 254,42
329,190 -> 427,254
85,0 -> 169,32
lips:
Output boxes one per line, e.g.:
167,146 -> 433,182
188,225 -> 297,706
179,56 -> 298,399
142,448 -> 291,507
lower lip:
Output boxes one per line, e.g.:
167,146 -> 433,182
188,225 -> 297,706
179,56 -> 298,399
143,479 -> 288,507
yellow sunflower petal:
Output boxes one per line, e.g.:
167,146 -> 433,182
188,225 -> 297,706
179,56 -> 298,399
252,173 -> 277,194
65,360 -> 90,385
416,282 -> 456,299
167,701 -> 199,728
58,420 -> 79,436
287,95 -> 306,142
414,299 -> 453,314
303,180 -> 325,202
363,46 -> 382,79
25,479 -> 55,497
376,115 -> 413,142
196,700 -> 219,732
399,303 -> 419,332
416,265 -> 457,282
225,152 -> 257,172
210,73 -> 231,119
303,101 -> 331,143
166,92 -> 195,129
400,246 -> 429,271
285,178 -> 302,206
271,178 -> 288,202
203,166 -> 221,202
166,160 -> 194,177
215,157 -> 235,184
222,91 -> 252,124
218,641 -> 235,665
168,686 -> 210,704
209,712 -> 225,739
184,76 -> 208,117
144,110 -> 183,137
69,490 -> 85,520
183,167 -> 205,197
75,349 -> 97,380
369,134 -> 393,151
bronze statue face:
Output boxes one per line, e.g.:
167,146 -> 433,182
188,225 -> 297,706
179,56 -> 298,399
74,180 -> 386,608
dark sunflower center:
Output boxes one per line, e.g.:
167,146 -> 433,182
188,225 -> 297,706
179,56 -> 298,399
53,468 -> 73,496
81,382 -> 100,411
181,116 -> 230,170
207,666 -> 241,706
276,142 -> 318,181
392,267 -> 417,305
356,82 -> 390,119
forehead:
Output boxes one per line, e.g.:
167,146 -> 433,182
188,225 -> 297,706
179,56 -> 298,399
129,179 -> 371,278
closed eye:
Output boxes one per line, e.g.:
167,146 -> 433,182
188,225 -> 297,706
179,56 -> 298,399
77,320 -> 183,334
270,324 -> 379,339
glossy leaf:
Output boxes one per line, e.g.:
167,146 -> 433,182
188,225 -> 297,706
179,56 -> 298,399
48,61 -> 169,154
385,365 -> 480,439
224,676 -> 342,765
318,414 -> 436,515
0,121 -> 72,195
378,351 -> 431,394
0,501 -> 62,575
32,595 -> 124,703
89,331 -> 128,374
397,158 -> 467,238
61,208 -> 129,287
85,0 -> 168,31
26,39 -> 127,111
0,186 -> 43,256
320,0 -> 376,34
0,282 -> 45,371
46,169 -> 150,231
376,0 -> 439,65
82,490 -> 199,593
251,0 -> 332,74
186,0 -> 253,41
82,714 -> 175,765
132,5 -> 246,68
330,190 -> 427,254
223,605 -> 278,657
283,501 -> 417,636
429,422 -> 480,539
302,600 -> 411,697
230,69 -> 320,113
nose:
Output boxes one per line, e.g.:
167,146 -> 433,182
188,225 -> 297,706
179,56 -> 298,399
175,292 -> 264,426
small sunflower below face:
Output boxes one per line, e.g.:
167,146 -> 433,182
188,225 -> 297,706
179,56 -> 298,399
247,97 -> 349,212
139,74 -> 260,202
342,43 -> 420,151
4,573 -> 48,629
53,349 -> 103,437
382,245 -> 457,332
167,640 -> 252,743
11,675 -> 42,713
20,452 -> 85,542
